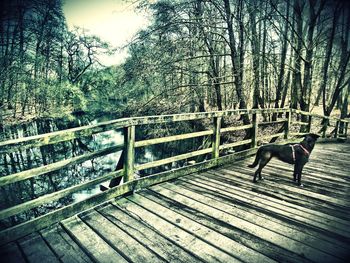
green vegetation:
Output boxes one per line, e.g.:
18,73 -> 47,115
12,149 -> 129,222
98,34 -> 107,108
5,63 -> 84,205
1,0 -> 350,126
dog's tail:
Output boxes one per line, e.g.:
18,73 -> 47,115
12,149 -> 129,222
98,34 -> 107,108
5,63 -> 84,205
247,147 -> 262,168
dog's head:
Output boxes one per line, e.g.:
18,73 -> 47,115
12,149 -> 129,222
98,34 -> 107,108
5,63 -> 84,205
303,133 -> 320,149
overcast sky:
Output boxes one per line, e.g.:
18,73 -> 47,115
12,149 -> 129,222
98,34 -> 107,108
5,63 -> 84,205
63,0 -> 151,66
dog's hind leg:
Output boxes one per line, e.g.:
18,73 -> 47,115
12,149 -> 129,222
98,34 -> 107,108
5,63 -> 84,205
293,165 -> 297,182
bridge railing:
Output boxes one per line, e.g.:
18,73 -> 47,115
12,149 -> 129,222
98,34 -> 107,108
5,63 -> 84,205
0,107 -> 348,245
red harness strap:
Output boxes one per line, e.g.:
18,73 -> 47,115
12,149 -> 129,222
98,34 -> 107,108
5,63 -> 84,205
290,144 -> 310,162
299,144 -> 310,156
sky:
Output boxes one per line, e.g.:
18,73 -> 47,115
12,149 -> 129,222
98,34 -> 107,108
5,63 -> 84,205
63,0 -> 151,66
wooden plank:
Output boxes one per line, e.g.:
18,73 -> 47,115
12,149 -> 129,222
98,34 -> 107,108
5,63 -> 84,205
40,224 -> 92,263
135,130 -> 213,147
135,148 -> 212,171
216,166 -> 350,219
249,161 -> 350,199
0,144 -> 123,187
228,165 -> 350,209
197,171 -> 350,237
0,242 -> 26,263
150,183 -> 348,262
113,197 -> 241,262
222,167 -> 350,222
98,203 -> 202,263
167,178 -> 350,254
220,124 -> 253,133
259,120 -> 286,125
80,210 -> 164,262
253,158 -> 350,191
61,216 -> 127,263
182,174 -> 350,240
140,190 -> 308,263
219,139 -> 252,150
124,194 -> 275,263
0,170 -> 123,221
18,232 -> 60,263
291,121 -> 309,126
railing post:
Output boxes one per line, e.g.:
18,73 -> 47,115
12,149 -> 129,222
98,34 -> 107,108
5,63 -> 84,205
322,118 -> 327,138
212,116 -> 222,160
123,125 -> 135,182
345,122 -> 349,139
307,115 -> 312,133
334,120 -> 339,138
251,112 -> 258,148
284,109 -> 291,140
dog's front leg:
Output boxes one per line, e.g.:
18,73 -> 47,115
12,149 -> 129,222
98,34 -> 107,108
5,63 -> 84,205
294,163 -> 304,187
297,167 -> 304,187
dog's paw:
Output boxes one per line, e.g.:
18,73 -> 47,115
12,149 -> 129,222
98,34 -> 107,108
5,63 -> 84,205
260,177 -> 265,181
298,184 -> 304,188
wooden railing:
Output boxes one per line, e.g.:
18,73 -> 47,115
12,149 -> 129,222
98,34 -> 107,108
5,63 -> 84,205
0,107 -> 348,245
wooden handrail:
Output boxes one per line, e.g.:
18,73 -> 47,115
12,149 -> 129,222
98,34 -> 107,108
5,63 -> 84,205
0,108 -> 289,154
0,106 -> 348,246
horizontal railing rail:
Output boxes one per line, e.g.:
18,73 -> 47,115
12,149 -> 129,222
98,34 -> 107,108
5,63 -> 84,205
0,107 -> 348,245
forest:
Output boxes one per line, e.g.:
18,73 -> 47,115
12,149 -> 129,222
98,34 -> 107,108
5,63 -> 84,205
0,0 -> 349,126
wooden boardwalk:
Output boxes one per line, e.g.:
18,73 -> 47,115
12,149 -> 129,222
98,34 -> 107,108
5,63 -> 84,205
1,142 -> 350,263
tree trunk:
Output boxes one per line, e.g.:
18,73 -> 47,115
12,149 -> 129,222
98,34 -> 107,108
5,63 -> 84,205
223,0 -> 250,124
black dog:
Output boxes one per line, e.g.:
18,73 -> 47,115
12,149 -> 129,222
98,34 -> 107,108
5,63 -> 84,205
248,134 -> 320,187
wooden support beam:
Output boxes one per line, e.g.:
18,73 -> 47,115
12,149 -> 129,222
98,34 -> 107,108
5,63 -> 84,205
251,113 -> 258,148
291,121 -> 309,126
307,115 -> 312,133
219,139 -> 252,150
135,148 -> 212,171
135,130 -> 213,148
124,125 -> 135,183
259,120 -> 286,126
322,118 -> 328,138
284,110 -> 291,139
220,124 -> 253,133
345,122 -> 349,139
212,116 -> 222,159
334,121 -> 339,138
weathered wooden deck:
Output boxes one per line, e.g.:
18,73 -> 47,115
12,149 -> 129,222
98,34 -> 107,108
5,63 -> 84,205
1,142 -> 349,263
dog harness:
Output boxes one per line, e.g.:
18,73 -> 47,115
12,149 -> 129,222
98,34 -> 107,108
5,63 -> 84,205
290,144 -> 310,162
